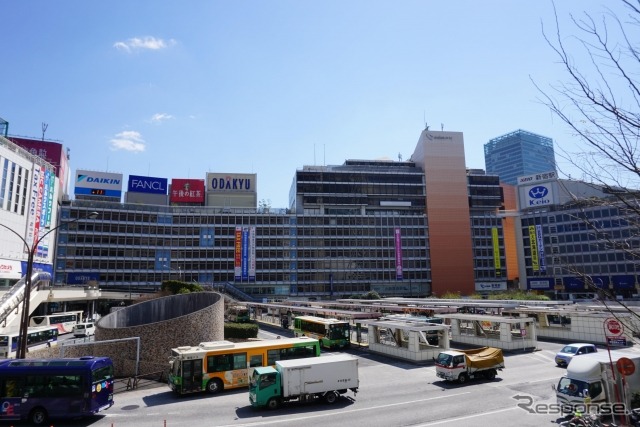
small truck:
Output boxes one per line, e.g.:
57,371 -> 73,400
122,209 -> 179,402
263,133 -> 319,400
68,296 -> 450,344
249,354 -> 359,409
435,347 -> 505,383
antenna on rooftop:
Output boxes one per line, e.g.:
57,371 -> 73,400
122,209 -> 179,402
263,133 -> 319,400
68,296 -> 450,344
41,122 -> 48,141
398,153 -> 402,162
441,123 -> 444,131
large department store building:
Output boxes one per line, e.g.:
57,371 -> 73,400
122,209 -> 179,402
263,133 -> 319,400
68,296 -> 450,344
52,128 -> 508,299
3,124 -> 639,300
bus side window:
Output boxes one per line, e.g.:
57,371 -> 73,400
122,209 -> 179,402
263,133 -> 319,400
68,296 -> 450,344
209,355 -> 231,372
232,353 -> 247,370
249,355 -> 263,368
267,349 -> 280,365
1,377 -> 23,397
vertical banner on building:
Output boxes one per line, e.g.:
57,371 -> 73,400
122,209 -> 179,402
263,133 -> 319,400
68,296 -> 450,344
234,226 -> 242,280
36,167 -> 47,257
249,227 -> 256,281
241,227 -> 249,280
536,224 -> 546,273
26,164 -> 42,253
45,170 -> 55,227
529,225 -> 539,271
491,227 -> 501,276
394,228 -> 403,280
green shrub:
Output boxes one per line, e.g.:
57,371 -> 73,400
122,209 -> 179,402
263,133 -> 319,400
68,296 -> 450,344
225,322 -> 259,340
161,280 -> 204,294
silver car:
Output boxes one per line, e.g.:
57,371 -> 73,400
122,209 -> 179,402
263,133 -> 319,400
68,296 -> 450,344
555,343 -> 597,367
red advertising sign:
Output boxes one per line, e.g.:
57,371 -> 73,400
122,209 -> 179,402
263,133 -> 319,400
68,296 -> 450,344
170,179 -> 205,203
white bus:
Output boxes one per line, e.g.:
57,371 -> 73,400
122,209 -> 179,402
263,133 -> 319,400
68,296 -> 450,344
29,310 -> 84,334
0,326 -> 59,358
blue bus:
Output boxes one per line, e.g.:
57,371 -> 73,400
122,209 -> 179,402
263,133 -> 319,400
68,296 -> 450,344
0,356 -> 114,425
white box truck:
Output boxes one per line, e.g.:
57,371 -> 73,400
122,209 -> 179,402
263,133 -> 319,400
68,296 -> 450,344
249,354 -> 359,409
554,350 -> 640,414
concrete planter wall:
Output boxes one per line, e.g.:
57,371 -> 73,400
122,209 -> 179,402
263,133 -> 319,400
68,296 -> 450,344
26,292 -> 224,377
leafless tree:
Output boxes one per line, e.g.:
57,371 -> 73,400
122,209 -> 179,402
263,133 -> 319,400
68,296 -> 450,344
534,1 -> 640,336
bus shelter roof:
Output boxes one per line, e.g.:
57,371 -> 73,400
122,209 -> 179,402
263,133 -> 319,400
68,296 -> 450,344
245,302 -> 381,320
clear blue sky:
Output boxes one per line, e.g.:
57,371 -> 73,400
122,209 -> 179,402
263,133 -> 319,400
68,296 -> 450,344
1,1 -> 626,208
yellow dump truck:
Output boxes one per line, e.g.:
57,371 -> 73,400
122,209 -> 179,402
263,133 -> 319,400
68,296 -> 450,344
435,347 -> 505,384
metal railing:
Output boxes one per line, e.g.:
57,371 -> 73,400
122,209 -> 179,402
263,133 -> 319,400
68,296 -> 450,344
0,272 -> 51,327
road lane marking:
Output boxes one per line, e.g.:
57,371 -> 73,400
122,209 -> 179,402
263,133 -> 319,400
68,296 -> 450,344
413,406 -> 520,425
212,391 -> 472,427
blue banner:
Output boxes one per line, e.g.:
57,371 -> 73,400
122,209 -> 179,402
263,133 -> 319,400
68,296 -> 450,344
128,175 -> 168,195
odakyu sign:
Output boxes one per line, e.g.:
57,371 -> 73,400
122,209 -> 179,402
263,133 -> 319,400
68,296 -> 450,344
128,175 -> 168,195
206,173 -> 256,192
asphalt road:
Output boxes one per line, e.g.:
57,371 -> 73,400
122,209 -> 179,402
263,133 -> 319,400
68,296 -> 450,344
13,332 -> 638,427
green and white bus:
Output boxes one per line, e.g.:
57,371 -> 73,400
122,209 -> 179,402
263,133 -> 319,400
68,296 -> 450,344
293,315 -> 351,349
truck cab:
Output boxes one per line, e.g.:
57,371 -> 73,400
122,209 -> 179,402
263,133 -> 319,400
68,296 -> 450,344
554,351 -> 640,414
435,351 -> 468,382
249,366 -> 280,409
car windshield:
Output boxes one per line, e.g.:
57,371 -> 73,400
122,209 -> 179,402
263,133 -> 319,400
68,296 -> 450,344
561,346 -> 578,354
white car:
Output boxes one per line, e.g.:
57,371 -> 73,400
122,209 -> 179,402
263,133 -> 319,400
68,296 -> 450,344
555,343 -> 597,367
72,322 -> 96,337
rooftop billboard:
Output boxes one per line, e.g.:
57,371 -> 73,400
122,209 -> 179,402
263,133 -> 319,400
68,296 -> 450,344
170,179 -> 205,203
128,175 -> 168,195
74,170 -> 123,198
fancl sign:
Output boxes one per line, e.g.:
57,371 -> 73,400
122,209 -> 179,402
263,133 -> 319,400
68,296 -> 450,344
128,175 -> 168,195
206,173 -> 256,192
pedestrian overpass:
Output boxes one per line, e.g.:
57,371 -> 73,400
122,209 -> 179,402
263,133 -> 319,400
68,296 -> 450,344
0,274 -> 141,332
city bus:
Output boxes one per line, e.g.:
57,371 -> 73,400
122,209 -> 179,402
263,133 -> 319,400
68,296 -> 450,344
293,315 -> 351,349
168,336 -> 320,395
0,326 -> 59,358
226,304 -> 250,323
0,356 -> 114,425
29,310 -> 84,334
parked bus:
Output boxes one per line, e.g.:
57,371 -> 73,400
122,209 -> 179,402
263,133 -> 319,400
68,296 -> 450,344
293,315 -> 351,349
29,310 -> 84,334
0,356 -> 114,425
226,304 -> 250,323
168,336 -> 320,395
0,326 -> 59,359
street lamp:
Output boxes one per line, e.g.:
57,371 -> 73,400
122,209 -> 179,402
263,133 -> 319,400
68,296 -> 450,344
0,210 -> 99,359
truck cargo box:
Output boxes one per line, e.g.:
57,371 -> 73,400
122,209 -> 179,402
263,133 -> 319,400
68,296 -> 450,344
276,354 -> 359,398
461,347 -> 504,370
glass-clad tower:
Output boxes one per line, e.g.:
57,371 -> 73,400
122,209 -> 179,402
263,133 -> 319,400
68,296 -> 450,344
484,129 -> 556,185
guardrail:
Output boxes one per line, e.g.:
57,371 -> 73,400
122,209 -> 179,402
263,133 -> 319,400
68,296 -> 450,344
122,370 -> 166,392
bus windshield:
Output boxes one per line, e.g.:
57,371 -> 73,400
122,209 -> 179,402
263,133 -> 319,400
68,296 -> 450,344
328,323 -> 350,340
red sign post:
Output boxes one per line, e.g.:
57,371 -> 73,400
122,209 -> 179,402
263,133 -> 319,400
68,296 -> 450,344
603,317 -> 625,426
